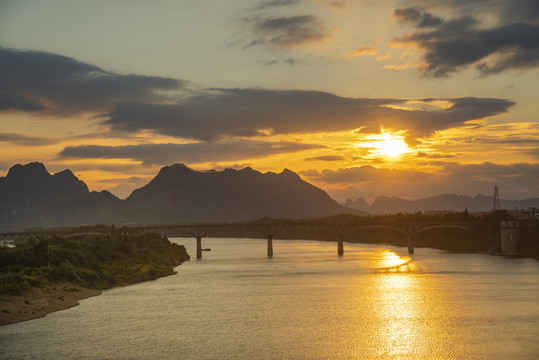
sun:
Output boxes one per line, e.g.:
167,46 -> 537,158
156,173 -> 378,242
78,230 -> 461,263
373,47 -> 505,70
364,131 -> 411,158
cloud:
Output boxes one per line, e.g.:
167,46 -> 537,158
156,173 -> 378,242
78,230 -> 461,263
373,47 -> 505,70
58,140 -> 323,165
401,0 -> 539,24
394,6 -> 443,28
343,46 -> 379,57
102,88 -> 515,143
391,3 -> 539,76
530,148 -> 539,159
255,0 -> 302,9
416,151 -> 458,159
0,47 -> 186,116
305,155 -> 345,161
98,176 -> 149,185
301,165 -> 428,183
0,132 -> 59,146
245,15 -> 332,49
258,57 -> 304,66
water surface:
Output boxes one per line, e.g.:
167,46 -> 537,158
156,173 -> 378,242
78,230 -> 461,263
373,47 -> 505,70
1,238 -> 538,359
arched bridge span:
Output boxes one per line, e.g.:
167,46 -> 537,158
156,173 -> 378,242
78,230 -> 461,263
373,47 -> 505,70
1,222 -> 470,259
136,221 -> 471,258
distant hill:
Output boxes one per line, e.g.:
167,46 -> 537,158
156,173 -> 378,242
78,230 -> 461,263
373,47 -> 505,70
0,162 -> 355,231
344,194 -> 539,214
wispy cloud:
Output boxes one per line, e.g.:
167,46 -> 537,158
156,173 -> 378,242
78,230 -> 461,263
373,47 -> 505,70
0,132 -> 59,146
305,155 -> 345,161
254,0 -> 302,9
343,46 -> 379,57
394,6 -> 443,28
244,15 -> 332,49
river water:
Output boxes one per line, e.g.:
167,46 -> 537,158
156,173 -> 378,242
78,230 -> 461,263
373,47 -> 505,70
1,238 -> 538,359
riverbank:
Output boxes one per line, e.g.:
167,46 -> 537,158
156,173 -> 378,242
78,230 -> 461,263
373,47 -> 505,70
0,232 -> 190,326
0,282 -> 101,325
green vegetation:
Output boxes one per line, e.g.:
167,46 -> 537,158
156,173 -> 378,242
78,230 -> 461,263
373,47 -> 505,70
0,233 -> 190,295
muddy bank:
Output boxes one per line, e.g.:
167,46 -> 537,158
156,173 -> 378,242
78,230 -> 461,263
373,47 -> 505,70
0,283 -> 101,326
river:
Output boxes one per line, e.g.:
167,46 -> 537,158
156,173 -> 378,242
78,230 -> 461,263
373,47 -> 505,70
1,238 -> 538,359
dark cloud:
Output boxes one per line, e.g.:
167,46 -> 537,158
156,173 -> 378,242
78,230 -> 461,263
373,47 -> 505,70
0,47 -> 186,116
98,176 -> 149,185
400,0 -> 539,21
63,163 -> 140,173
499,0 -> 539,23
392,2 -> 539,76
102,88 -> 514,142
255,0 -> 301,9
305,155 -> 345,161
452,135 -> 539,146
394,6 -> 443,28
301,165 -> 428,184
0,132 -> 59,146
416,151 -> 458,159
258,57 -> 303,66
245,15 -> 331,48
58,140 -> 323,165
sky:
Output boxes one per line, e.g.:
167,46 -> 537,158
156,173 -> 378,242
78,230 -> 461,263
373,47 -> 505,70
1,0 -> 538,203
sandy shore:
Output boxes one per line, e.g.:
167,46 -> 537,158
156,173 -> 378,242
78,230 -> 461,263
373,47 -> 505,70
0,283 -> 102,326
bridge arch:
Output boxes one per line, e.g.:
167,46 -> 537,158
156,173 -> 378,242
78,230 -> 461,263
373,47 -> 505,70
266,224 -> 341,257
412,225 -> 468,236
343,225 -> 409,238
343,225 -> 413,254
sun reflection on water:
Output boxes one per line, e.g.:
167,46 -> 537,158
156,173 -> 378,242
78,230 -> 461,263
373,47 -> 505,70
362,250 -> 435,358
374,249 -> 417,272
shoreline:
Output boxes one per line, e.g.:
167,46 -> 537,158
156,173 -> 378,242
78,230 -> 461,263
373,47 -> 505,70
0,283 -> 102,326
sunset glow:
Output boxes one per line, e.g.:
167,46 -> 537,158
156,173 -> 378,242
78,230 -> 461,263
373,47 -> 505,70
0,0 -> 538,202
364,132 -> 411,158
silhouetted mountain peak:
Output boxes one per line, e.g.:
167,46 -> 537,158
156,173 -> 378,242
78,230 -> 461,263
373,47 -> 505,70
6,162 -> 50,180
343,197 -> 370,212
279,168 -> 300,178
345,193 -> 539,214
53,168 -> 75,178
123,163 -> 351,222
237,166 -> 261,176
159,163 -> 192,175
151,163 -> 195,184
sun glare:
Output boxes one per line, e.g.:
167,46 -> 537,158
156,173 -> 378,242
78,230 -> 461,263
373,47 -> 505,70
363,131 -> 411,158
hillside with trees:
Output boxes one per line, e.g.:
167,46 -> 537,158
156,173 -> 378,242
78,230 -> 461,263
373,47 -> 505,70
0,233 -> 189,295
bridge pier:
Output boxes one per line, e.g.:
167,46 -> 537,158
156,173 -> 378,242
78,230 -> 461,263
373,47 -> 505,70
267,234 -> 273,257
407,235 -> 414,254
337,234 -> 344,256
196,236 -> 202,259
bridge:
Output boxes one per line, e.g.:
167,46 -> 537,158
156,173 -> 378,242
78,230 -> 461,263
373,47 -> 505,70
0,221 -> 470,258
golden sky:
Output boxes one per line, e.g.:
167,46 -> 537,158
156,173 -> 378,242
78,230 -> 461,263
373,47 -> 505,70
1,0 -> 538,202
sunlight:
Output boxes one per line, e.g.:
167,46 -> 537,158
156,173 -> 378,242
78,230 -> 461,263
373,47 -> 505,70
363,131 -> 411,158
374,250 -> 415,272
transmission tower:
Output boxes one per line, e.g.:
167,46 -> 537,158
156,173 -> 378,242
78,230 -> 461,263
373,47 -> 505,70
493,185 -> 500,211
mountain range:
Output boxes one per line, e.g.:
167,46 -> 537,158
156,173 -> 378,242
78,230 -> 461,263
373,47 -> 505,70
344,194 -> 539,214
0,162 -> 353,231
2,162 -> 538,232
